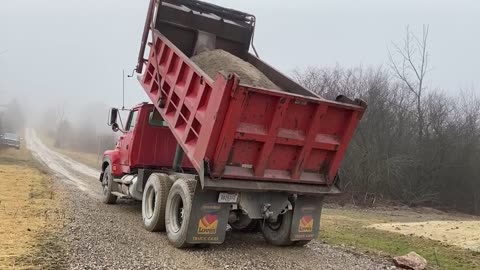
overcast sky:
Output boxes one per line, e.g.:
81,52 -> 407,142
1,0 -> 479,113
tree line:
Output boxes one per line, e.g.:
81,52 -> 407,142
0,99 -> 25,136
39,104 -> 115,157
294,26 -> 480,215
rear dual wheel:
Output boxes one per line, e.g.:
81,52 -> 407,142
142,173 -> 172,232
261,210 -> 311,247
261,211 -> 294,246
141,175 -> 313,247
229,212 -> 259,232
141,176 -> 196,248
165,178 -> 196,248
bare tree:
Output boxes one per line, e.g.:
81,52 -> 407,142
2,99 -> 26,133
53,105 -> 70,148
389,25 -> 430,142
291,28 -> 480,214
55,105 -> 66,127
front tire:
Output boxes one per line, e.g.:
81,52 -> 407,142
165,178 -> 196,248
142,173 -> 172,232
261,211 -> 294,246
101,165 -> 117,204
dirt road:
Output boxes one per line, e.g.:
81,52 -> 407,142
25,129 -> 392,270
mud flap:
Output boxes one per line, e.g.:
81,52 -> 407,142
290,196 -> 324,241
186,184 -> 230,244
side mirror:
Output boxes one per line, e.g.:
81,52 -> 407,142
108,108 -> 120,132
108,108 -> 119,126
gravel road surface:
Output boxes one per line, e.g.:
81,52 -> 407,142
26,129 -> 394,270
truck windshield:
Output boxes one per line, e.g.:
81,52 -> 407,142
149,109 -> 168,127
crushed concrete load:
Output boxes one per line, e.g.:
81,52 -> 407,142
191,49 -> 281,90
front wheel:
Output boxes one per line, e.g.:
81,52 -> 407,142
165,178 -> 196,248
101,165 -> 117,204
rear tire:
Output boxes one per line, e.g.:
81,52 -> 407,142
261,211 -> 294,246
101,165 -> 117,204
165,178 -> 196,248
142,173 -> 172,232
230,213 -> 259,232
244,219 -> 260,232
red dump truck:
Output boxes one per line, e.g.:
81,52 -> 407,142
100,0 -> 366,248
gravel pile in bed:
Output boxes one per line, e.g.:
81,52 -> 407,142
191,49 -> 281,90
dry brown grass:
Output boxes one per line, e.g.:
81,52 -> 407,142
0,145 -> 64,269
369,220 -> 480,252
0,145 -> 31,164
59,150 -> 100,169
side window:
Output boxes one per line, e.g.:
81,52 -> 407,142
148,109 -> 168,127
126,110 -> 139,131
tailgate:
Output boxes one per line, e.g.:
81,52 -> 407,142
210,86 -> 365,185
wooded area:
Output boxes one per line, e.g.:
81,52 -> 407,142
0,99 -> 24,135
294,26 -> 480,215
39,105 -> 115,156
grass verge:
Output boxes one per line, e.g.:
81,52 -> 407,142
321,207 -> 480,270
0,145 -> 65,269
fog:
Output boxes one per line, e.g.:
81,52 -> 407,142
1,0 -> 479,118
2,0 -> 480,217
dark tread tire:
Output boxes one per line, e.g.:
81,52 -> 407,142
142,173 -> 172,232
101,165 -> 117,204
165,178 -> 196,248
230,217 -> 259,233
243,219 -> 260,232
261,210 -> 294,246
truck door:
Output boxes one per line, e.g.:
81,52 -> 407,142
119,109 -> 139,166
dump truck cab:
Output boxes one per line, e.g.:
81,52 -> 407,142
102,103 -> 194,178
100,0 -> 366,248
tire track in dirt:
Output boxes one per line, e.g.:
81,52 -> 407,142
25,128 -> 100,198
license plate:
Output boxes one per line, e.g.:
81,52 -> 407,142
218,192 -> 239,203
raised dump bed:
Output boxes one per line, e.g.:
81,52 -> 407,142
98,0 -> 369,248
137,0 -> 366,188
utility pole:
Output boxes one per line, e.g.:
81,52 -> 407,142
122,69 -> 125,110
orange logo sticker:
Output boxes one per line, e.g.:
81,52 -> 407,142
298,215 -> 313,233
197,214 -> 218,234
